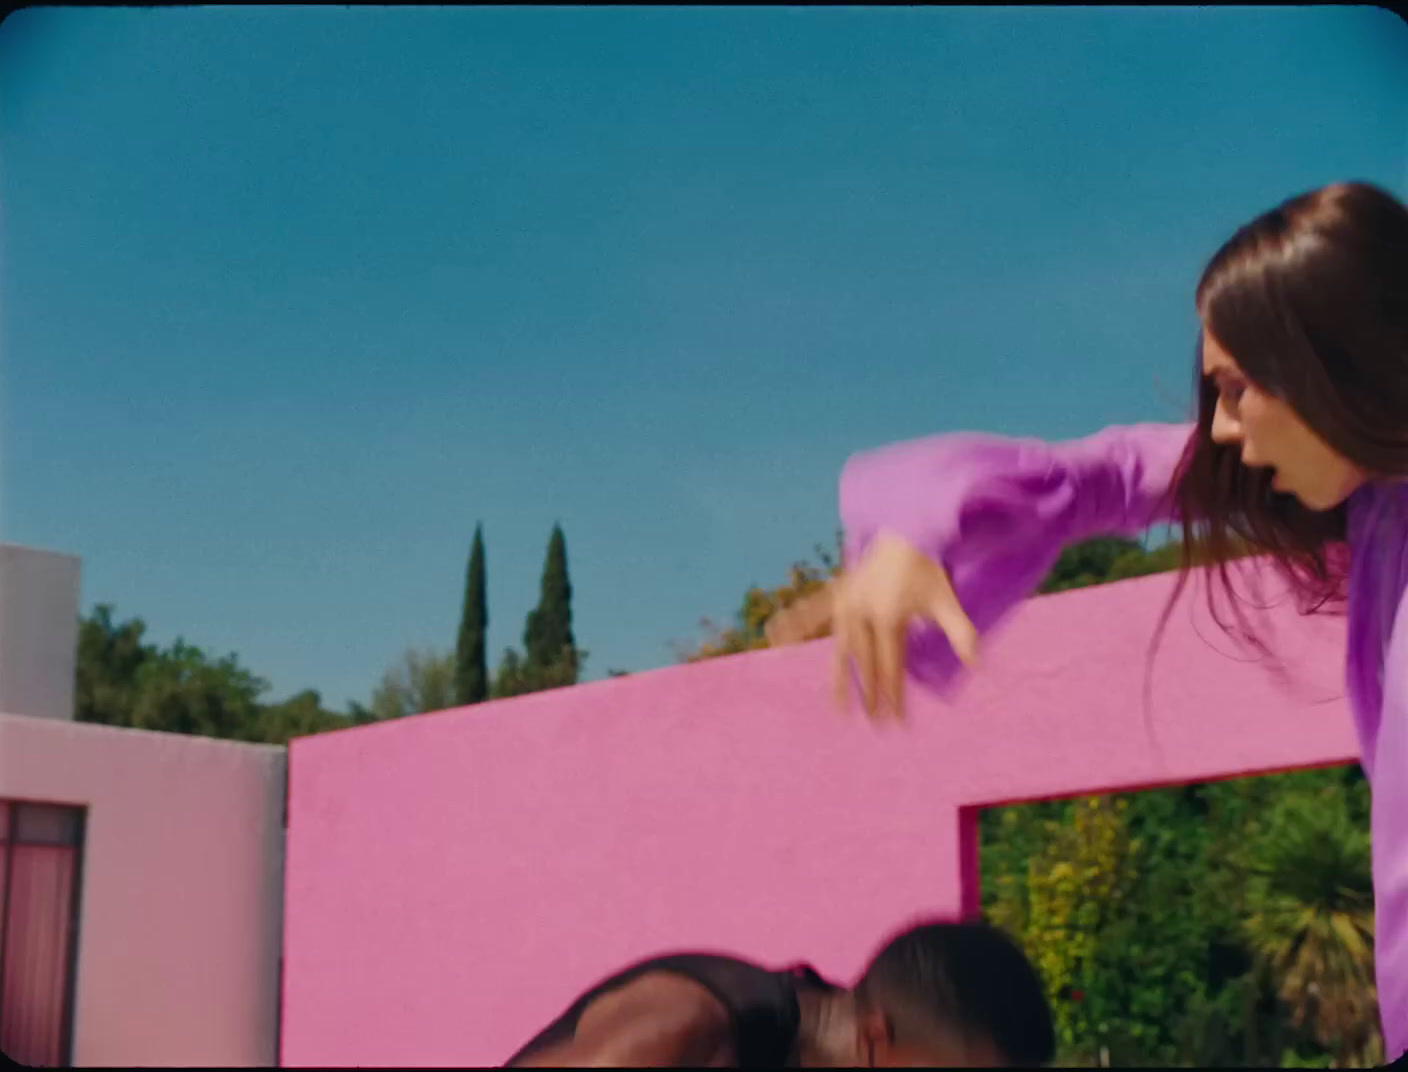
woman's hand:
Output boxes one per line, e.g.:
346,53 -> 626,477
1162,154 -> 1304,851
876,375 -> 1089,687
765,532 -> 979,721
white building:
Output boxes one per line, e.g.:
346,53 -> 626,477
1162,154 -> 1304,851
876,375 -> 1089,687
0,544 -> 285,1067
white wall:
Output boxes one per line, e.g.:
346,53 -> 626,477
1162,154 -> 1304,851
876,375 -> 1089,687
0,714 -> 286,1067
0,544 -> 81,721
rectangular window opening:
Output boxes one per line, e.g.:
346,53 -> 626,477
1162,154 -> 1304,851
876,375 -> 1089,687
0,798 -> 87,1068
978,765 -> 1375,1068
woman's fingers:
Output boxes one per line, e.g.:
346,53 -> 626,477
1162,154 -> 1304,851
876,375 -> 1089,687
933,606 -> 979,668
942,612 -> 980,669
833,612 -> 896,720
875,618 -> 907,721
832,615 -> 854,714
924,563 -> 980,668
844,614 -> 867,715
854,619 -> 880,718
779,540 -> 979,720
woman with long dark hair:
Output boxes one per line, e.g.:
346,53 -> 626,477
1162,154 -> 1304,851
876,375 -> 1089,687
769,181 -> 1408,1056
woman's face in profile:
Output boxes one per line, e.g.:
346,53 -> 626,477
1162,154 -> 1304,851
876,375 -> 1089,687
1201,326 -> 1368,511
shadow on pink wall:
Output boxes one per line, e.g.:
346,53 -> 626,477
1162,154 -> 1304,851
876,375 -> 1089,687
282,567 -> 1357,1068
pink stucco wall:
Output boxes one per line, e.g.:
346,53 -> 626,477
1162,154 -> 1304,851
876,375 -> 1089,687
0,714 -> 286,1067
282,568 -> 1358,1068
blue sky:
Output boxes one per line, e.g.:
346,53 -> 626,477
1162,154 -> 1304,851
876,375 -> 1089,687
2,6 -> 1406,711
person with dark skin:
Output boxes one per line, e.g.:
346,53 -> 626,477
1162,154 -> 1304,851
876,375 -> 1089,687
504,918 -> 1055,1068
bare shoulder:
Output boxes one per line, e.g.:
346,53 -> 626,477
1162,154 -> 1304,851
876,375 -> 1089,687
581,969 -> 732,1035
541,970 -> 735,1067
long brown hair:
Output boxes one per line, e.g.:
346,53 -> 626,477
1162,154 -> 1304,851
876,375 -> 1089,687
1159,181 -> 1408,656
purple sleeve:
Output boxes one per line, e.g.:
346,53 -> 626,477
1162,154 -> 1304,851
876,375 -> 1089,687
838,422 -> 1193,693
1349,483 -> 1408,1059
1372,595 -> 1408,1061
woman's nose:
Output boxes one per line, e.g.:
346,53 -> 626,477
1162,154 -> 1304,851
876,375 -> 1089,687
1210,403 -> 1242,446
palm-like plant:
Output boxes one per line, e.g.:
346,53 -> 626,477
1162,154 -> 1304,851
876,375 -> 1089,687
1243,786 -> 1381,1066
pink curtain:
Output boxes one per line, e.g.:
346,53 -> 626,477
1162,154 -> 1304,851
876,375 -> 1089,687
1,845 -> 76,1067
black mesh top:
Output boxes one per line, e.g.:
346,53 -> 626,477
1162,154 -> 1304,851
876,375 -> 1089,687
503,952 -> 837,1068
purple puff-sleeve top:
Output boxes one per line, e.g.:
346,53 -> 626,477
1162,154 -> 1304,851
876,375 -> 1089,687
838,422 -> 1407,1058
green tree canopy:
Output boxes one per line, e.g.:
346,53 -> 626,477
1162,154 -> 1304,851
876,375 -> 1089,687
76,603 -> 154,727
370,647 -> 457,720
77,604 -> 371,745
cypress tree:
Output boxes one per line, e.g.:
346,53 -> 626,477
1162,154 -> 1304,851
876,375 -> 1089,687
454,524 -> 489,705
523,523 -> 577,684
